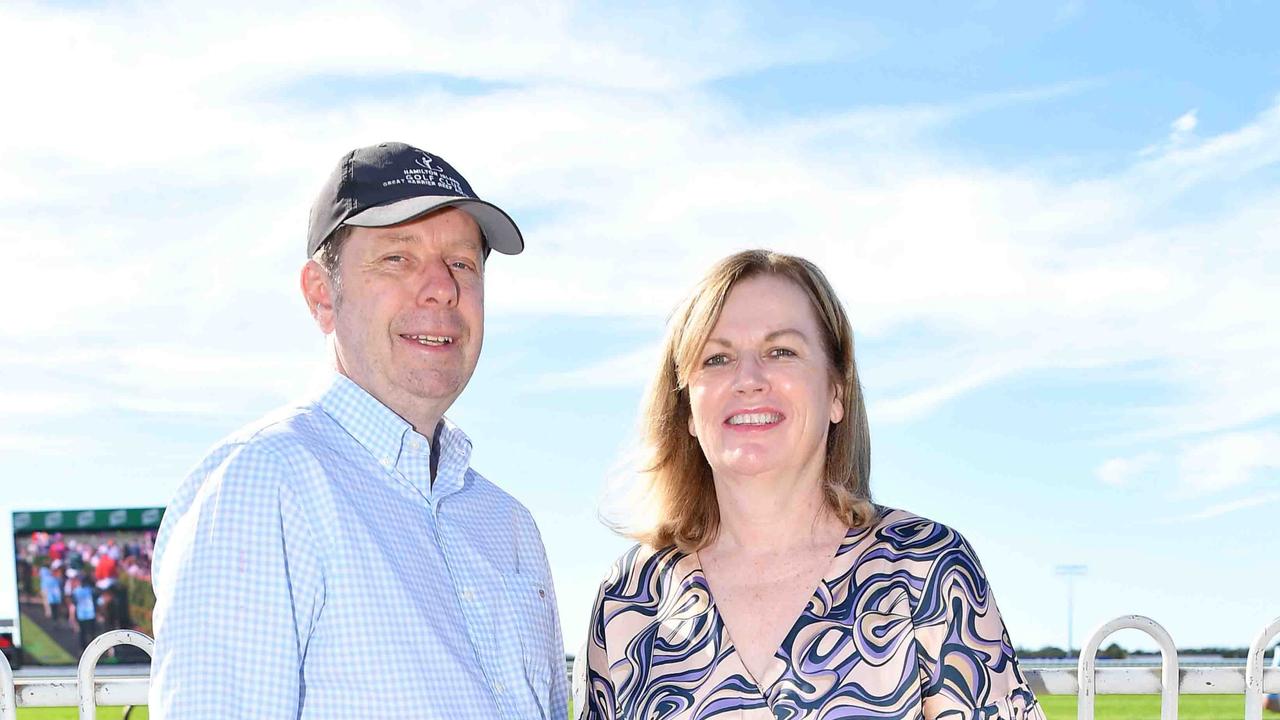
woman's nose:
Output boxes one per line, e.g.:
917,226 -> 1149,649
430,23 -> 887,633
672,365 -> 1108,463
732,354 -> 767,394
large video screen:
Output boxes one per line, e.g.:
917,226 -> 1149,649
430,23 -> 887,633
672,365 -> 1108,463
12,508 -> 163,665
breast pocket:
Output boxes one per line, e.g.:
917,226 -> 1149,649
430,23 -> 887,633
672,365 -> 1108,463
504,573 -> 557,690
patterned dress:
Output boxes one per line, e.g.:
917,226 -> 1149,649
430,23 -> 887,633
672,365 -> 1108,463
583,507 -> 1045,720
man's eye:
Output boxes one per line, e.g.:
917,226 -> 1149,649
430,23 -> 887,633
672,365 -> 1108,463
383,255 -> 406,263
703,354 -> 730,367
450,260 -> 475,271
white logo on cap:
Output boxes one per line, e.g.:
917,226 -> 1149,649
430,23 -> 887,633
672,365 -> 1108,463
415,153 -> 440,172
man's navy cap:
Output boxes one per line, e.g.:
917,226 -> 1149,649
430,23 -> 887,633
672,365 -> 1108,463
307,141 -> 524,258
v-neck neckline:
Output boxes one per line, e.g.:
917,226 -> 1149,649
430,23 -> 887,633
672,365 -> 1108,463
691,525 -> 859,699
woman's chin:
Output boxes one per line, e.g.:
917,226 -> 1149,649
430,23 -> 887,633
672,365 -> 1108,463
711,454 -> 787,482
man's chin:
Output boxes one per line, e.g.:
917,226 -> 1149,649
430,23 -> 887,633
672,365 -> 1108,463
399,375 -> 471,412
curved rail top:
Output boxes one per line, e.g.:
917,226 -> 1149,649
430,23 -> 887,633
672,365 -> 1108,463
76,630 -> 155,720
1078,615 -> 1178,720
1245,616 -> 1280,720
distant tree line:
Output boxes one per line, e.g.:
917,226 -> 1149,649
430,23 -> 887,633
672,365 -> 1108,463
1018,644 -> 1251,659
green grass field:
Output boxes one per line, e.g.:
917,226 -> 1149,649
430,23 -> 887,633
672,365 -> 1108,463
1038,694 -> 1271,720
18,615 -> 76,665
16,710 -> 146,720
9,695 -> 1280,719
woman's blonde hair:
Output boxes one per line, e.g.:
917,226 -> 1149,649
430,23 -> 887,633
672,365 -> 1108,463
633,249 -> 874,552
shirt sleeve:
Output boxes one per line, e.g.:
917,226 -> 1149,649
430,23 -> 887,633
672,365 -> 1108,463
149,441 -> 324,719
535,535 -> 572,720
581,579 -> 616,720
912,531 -> 1045,720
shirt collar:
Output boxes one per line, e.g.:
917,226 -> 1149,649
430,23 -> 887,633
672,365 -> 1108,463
316,373 -> 473,500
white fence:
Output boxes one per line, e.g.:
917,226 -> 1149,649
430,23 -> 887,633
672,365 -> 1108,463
2,616 -> 1278,719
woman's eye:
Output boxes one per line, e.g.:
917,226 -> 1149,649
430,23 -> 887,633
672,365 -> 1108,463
702,353 -> 730,367
769,347 -> 797,358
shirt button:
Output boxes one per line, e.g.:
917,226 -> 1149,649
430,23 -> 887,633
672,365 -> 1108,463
494,682 -> 505,694
380,457 -> 391,467
537,588 -> 546,599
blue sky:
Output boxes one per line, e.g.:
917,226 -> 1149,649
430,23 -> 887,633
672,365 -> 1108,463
1,1 -> 1277,655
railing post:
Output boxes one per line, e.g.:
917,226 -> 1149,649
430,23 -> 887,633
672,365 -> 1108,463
76,630 -> 155,720
1,650 -> 15,720
1245,616 -> 1280,720
1077,615 -> 1178,720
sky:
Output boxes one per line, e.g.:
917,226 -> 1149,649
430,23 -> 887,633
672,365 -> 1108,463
1,1 -> 1278,656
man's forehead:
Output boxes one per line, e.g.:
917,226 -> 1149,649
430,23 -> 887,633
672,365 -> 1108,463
355,218 -> 484,252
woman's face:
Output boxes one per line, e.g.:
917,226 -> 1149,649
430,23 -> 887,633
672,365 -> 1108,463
687,274 -> 843,483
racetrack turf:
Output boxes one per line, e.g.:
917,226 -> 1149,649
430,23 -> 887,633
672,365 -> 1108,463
1039,693 -> 1264,719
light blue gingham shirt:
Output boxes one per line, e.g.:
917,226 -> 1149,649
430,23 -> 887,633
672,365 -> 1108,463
150,373 -> 567,719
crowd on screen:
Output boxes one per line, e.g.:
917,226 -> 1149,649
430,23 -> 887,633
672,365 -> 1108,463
14,530 -> 155,650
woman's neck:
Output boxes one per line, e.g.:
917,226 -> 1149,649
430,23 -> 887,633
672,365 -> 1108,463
707,464 -> 845,555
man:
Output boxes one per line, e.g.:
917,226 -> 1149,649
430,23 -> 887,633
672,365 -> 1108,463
71,574 -> 97,650
150,142 -> 567,718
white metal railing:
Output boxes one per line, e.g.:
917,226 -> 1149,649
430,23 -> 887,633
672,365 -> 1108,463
1,617 -> 1278,718
1078,615 -> 1179,720
3,630 -> 152,720
1246,615 -> 1280,720
1,639 -> 13,720
77,631 -> 153,720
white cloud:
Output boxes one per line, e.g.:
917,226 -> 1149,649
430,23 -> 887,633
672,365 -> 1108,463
1164,490 -> 1280,522
0,433 -> 81,454
535,344 -> 659,391
1175,430 -> 1280,498
870,360 -> 1020,424
1097,452 -> 1161,487
1172,109 -> 1198,137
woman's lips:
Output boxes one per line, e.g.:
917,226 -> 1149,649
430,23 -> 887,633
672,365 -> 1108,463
723,408 -> 785,430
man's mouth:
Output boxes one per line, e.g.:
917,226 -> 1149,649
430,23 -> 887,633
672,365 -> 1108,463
726,411 -> 783,426
402,334 -> 453,347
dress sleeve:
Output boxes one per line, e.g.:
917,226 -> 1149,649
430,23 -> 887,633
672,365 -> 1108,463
149,442 -> 324,719
912,531 -> 1045,720
581,578 -> 617,720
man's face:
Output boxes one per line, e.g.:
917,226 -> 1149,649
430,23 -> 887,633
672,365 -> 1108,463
303,207 -> 485,430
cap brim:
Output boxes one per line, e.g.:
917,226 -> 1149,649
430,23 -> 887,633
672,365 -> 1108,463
345,197 -> 524,255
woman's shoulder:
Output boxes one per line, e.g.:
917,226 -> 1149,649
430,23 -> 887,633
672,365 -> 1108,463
596,541 -> 695,598
857,505 -> 976,561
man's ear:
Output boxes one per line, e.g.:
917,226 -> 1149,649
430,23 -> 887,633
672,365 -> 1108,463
301,260 -> 336,333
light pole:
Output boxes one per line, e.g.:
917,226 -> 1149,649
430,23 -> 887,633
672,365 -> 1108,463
1054,565 -> 1087,655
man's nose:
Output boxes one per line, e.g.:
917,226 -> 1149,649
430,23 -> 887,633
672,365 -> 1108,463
416,258 -> 459,307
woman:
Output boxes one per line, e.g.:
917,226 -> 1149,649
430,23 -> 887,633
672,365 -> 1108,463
584,250 -> 1044,719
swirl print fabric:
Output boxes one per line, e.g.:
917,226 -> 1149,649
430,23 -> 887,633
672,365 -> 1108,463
583,507 -> 1045,720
